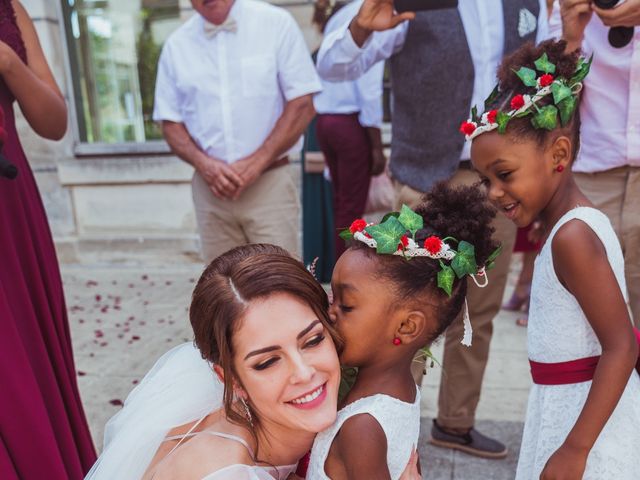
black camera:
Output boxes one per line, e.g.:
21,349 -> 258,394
594,0 -> 634,48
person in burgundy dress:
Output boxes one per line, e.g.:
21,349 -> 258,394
0,1 -> 96,478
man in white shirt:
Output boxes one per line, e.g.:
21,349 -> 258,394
153,0 -> 321,261
314,0 -> 386,261
551,0 -> 640,326
317,0 -> 549,458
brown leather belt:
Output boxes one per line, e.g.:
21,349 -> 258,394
265,156 -> 289,172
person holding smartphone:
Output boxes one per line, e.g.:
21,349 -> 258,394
316,0 -> 549,459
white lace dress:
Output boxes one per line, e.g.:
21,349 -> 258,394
515,207 -> 640,479
307,389 -> 421,480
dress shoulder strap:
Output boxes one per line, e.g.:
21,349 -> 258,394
546,207 -> 618,255
163,429 -> 254,458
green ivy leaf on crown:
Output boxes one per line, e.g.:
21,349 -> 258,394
514,66 -> 538,88
534,52 -> 556,74
531,105 -> 558,131
398,204 -> 424,237
451,240 -> 478,278
437,262 -> 455,296
365,216 -> 406,254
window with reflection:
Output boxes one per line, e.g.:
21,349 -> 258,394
62,0 -> 182,144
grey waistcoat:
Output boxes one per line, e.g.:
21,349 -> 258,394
389,0 -> 540,193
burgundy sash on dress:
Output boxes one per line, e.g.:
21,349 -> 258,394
530,328 -> 640,385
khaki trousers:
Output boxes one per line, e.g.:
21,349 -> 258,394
394,168 -> 516,430
575,167 -> 640,327
192,165 -> 301,263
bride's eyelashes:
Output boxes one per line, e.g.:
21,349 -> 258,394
251,331 -> 327,371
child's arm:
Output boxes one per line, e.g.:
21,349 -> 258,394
541,221 -> 638,479
329,414 -> 392,480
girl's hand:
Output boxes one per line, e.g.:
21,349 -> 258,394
0,41 -> 18,76
540,444 -> 588,480
399,449 -> 420,480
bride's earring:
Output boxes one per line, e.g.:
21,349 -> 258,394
240,396 -> 253,428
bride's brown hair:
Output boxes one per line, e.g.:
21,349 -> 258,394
189,244 -> 342,455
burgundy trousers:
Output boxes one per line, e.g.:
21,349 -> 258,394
316,113 -> 372,261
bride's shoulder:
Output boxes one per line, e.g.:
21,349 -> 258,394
153,432 -> 254,480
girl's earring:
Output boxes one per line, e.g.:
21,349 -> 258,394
392,337 -> 401,346
555,165 -> 565,173
240,396 -> 254,428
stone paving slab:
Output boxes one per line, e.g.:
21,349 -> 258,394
63,257 -> 530,478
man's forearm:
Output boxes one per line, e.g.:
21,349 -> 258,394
255,94 -> 316,167
161,121 -> 209,171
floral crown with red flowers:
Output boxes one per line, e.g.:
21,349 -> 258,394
340,205 -> 501,297
459,52 -> 592,141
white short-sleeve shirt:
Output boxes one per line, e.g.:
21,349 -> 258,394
153,0 -> 321,163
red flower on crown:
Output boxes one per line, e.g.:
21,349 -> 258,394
459,121 -> 477,136
538,73 -> 554,87
424,236 -> 443,255
349,218 -> 367,234
397,235 -> 409,251
487,109 -> 498,124
510,94 -> 525,110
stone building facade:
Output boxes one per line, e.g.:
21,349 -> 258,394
19,0 -> 321,263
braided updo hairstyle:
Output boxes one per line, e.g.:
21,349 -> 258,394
350,183 -> 499,343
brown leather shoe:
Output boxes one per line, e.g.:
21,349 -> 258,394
429,420 -> 508,459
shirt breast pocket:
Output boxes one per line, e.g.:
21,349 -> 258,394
241,55 -> 277,98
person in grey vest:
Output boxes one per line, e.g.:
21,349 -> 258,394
317,0 -> 549,458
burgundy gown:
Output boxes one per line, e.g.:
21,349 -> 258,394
0,2 -> 97,478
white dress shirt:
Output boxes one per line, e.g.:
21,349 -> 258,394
313,0 -> 384,129
549,1 -> 640,172
316,0 -> 550,159
153,0 -> 321,163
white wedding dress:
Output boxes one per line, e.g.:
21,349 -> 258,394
85,343 -> 296,480
515,207 -> 640,479
307,388 -> 421,480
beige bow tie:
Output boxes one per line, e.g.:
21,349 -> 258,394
203,17 -> 237,38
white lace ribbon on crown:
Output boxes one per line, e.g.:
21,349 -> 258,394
352,230 -> 490,346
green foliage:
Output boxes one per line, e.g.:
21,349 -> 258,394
365,216 -> 406,254
551,81 -> 572,105
484,85 -> 500,110
514,66 -> 538,87
339,228 -> 353,242
497,111 -> 511,134
398,204 -> 423,236
451,241 -> 478,278
381,212 -> 400,223
531,105 -> 558,131
570,54 -> 593,86
534,52 -> 556,74
557,95 -> 577,127
437,264 -> 455,296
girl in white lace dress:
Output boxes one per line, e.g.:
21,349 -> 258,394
307,184 -> 501,479
469,40 -> 640,479
86,244 -> 344,480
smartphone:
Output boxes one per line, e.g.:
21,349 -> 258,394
394,0 -> 458,13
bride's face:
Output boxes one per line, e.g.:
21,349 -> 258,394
232,292 -> 340,435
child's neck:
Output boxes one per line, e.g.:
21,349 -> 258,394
540,175 -> 592,232
343,356 -> 417,407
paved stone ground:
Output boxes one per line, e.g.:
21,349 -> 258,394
63,255 -> 531,479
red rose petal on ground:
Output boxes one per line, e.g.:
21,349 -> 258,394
79,319 -> 85,324
128,283 -> 134,288
189,278 -> 195,283
86,280 -> 98,287
132,380 -> 139,385
99,341 -> 108,347
78,371 -> 86,376
128,316 -> 135,321
132,336 -> 140,341
94,329 -> 104,338
117,334 -> 124,339
109,399 -> 123,406
142,275 -> 149,281
143,301 -> 149,306
89,353 -> 95,358
139,321 -> 146,326
100,306 -> 108,313
165,281 -> 172,286
95,294 -> 102,302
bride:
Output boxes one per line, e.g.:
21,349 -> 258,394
86,243 -> 420,479
86,244 -> 343,480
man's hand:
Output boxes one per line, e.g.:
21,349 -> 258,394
229,150 -> 271,198
350,0 -> 415,46
559,0 -> 594,51
594,0 -> 640,27
196,156 -> 244,200
371,148 -> 387,176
